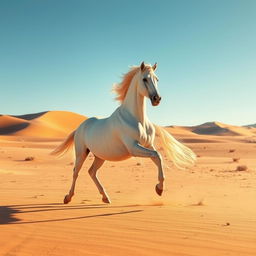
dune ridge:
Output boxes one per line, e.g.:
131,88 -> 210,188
167,121 -> 256,137
244,123 -> 256,128
0,111 -> 255,139
0,111 -> 87,138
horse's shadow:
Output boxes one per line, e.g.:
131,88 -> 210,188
0,203 -> 143,225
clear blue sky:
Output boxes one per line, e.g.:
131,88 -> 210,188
0,0 -> 255,126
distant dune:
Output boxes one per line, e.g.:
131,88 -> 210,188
0,111 -> 255,139
244,123 -> 256,128
0,111 -> 87,138
189,122 -> 256,136
167,121 -> 256,137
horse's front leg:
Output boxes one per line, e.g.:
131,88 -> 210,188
128,143 -> 165,196
148,145 -> 165,196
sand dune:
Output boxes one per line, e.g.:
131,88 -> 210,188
0,115 -> 29,135
165,125 -> 195,136
190,122 -> 256,136
0,111 -> 255,139
244,123 -> 256,128
169,122 -> 256,137
0,111 -> 87,138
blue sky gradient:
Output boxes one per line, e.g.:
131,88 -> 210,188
0,0 -> 255,125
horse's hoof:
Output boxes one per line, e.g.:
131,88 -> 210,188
155,185 -> 163,196
64,194 -> 71,204
102,197 -> 111,204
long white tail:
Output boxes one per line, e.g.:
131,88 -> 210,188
154,125 -> 196,169
50,131 -> 75,157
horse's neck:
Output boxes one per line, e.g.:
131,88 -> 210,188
121,76 -> 147,125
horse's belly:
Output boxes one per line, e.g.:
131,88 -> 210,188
88,141 -> 131,161
96,148 -> 131,161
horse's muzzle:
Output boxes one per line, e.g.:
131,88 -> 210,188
150,94 -> 161,106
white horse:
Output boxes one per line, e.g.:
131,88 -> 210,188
51,62 -> 196,204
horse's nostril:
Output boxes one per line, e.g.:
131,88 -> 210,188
153,95 -> 161,102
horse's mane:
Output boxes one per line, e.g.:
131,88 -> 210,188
113,65 -> 152,103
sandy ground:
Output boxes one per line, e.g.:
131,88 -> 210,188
0,133 -> 256,256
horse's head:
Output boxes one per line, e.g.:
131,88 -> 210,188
138,61 -> 161,106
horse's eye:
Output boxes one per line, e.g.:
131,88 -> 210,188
143,78 -> 147,82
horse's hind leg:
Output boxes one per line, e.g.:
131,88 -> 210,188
88,156 -> 111,204
64,147 -> 89,204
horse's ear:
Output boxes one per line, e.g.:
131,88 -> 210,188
140,61 -> 145,71
152,62 -> 157,71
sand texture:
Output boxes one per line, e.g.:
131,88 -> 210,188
0,111 -> 256,256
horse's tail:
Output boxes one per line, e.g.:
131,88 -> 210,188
154,124 -> 196,169
50,130 -> 75,157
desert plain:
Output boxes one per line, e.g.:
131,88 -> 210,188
0,111 -> 256,256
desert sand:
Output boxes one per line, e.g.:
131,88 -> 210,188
0,111 -> 256,256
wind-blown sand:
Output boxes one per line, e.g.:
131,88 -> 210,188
0,111 -> 256,256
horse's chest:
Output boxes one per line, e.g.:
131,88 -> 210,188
138,123 -> 153,147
